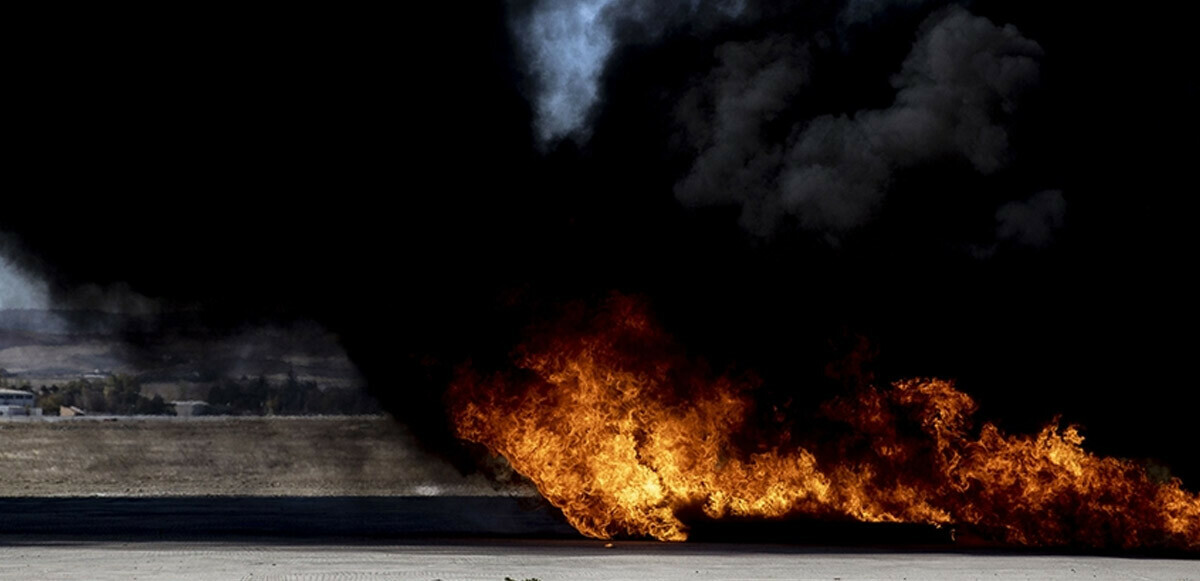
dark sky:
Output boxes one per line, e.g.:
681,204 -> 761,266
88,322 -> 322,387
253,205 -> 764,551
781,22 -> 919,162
5,3 -> 1198,481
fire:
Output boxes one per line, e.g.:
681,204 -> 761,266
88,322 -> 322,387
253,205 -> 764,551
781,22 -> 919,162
448,295 -> 1200,549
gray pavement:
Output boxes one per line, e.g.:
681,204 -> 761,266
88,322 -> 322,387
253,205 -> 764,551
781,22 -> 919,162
0,540 -> 1195,581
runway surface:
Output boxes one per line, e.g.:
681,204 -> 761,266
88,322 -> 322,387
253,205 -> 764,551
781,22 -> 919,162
0,497 -> 574,538
0,539 -> 1196,581
1,497 -> 1194,580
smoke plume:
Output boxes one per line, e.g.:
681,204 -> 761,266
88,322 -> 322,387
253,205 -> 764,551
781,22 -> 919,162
1,231 -> 161,315
674,5 -> 1044,235
995,189 -> 1067,248
0,250 -> 50,311
513,1 -> 1057,243
511,0 -> 747,142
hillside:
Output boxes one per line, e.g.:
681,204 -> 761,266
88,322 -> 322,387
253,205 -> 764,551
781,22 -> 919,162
0,309 -> 362,392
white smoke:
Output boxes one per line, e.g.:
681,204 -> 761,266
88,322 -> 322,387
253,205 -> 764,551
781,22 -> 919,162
0,231 -> 161,314
0,251 -> 50,310
518,0 -> 621,142
514,0 -> 745,143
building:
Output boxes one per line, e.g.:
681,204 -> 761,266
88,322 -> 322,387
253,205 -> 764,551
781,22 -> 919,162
171,401 -> 210,417
81,369 -> 112,381
0,389 -> 42,417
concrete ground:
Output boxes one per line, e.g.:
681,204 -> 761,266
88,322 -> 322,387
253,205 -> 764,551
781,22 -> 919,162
0,540 -> 1195,581
1,418 -> 1195,579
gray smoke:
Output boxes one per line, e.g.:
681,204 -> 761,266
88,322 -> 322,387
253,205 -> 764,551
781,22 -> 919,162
839,0 -> 932,28
672,35 -> 812,231
675,5 -> 1045,235
0,233 -> 51,311
513,0 -> 933,144
0,252 -> 50,310
512,1 -> 1062,247
0,231 -> 162,315
0,229 -> 363,396
996,189 -> 1067,248
61,282 -> 162,317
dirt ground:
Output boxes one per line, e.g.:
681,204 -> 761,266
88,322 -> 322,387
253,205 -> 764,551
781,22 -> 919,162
0,416 -> 514,497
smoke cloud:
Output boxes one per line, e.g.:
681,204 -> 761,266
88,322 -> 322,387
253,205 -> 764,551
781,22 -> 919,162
672,35 -> 812,231
514,0 -> 938,145
513,0 -> 747,142
512,1 -> 1057,246
838,0 -> 932,28
1,231 -> 161,315
675,5 -> 1044,235
516,0 -> 621,142
995,189 -> 1067,248
0,250 -> 50,310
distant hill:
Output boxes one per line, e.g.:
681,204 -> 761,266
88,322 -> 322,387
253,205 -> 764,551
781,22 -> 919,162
0,309 -> 81,335
0,309 -> 157,335
0,309 -> 362,388
0,308 -> 224,336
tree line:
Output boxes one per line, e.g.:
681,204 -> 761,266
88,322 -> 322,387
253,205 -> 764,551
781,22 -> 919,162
204,371 -> 381,416
30,375 -> 169,415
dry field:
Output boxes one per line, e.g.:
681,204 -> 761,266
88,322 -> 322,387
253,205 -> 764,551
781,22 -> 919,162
0,416 -> 509,497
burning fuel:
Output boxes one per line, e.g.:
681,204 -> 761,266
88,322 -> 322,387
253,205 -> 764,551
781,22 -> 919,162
448,295 -> 1199,549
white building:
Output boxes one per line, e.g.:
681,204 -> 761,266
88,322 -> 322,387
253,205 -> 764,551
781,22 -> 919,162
0,389 -> 42,417
170,400 -> 210,417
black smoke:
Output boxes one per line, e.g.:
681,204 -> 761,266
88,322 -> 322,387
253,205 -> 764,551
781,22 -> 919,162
5,1 -> 1199,483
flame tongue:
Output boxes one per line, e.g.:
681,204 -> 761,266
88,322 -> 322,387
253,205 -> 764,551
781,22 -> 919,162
448,296 -> 1200,549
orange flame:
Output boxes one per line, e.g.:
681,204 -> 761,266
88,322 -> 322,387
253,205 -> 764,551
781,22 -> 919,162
448,295 -> 1200,549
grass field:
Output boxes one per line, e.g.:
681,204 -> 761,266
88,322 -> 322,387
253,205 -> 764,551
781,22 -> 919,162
0,416 -> 516,497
